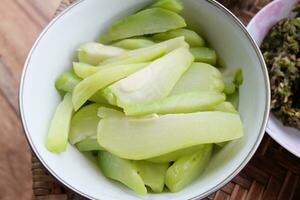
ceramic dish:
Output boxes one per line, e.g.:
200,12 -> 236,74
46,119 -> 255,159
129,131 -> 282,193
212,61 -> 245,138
19,0 -> 270,199
248,0 -> 300,158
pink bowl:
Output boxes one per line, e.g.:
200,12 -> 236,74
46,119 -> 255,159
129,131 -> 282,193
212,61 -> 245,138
247,0 -> 300,158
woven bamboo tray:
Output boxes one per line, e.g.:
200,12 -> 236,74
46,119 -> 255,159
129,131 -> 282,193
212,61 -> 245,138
32,0 -> 300,199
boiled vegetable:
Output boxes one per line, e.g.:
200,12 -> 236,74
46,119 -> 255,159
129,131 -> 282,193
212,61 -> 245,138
55,71 -> 81,93
97,107 -> 124,118
78,42 -> 125,65
73,62 -> 98,79
73,62 -> 149,79
165,144 -> 213,192
69,103 -> 100,144
223,68 -> 243,95
46,93 -> 73,152
170,62 -> 224,95
213,102 -> 237,113
124,91 -> 225,116
190,47 -> 217,65
98,111 -> 243,160
76,138 -> 103,151
72,63 -> 148,110
107,46 -> 194,107
112,38 -> 155,50
100,8 -> 186,42
100,37 -> 187,66
147,145 -> 205,163
134,161 -> 168,192
98,151 -> 147,195
227,92 -> 239,109
152,29 -> 205,47
150,0 -> 183,13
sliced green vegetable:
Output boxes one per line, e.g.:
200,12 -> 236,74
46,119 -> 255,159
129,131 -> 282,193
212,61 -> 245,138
147,145 -> 205,163
98,151 -> 147,195
124,91 -> 225,116
223,68 -> 243,95
165,144 -> 213,192
100,37 -> 187,66
73,62 -> 98,79
78,42 -> 125,65
89,91 -> 109,104
108,46 -> 194,107
72,63 -> 148,110
100,8 -> 186,43
112,38 -> 155,50
98,87 -> 118,105
97,107 -> 124,118
98,111 -> 243,160
150,0 -> 183,13
227,92 -> 239,109
54,70 -> 109,104
73,62 -> 149,79
152,29 -> 205,47
73,62 -> 98,78
212,102 -> 237,113
55,71 -> 81,93
170,62 -> 224,95
133,161 -> 168,193
76,138 -> 103,151
215,142 -> 227,148
46,93 -> 73,153
69,103 -> 100,144
190,47 -> 217,65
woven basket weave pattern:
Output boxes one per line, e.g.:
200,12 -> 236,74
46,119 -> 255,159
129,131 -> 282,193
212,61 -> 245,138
33,0 -> 300,199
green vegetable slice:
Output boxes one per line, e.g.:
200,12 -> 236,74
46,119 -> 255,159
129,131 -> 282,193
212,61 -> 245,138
227,92 -> 239,109
100,8 -> 186,43
72,63 -> 148,110
97,107 -> 124,118
78,42 -> 125,65
170,62 -> 224,95
98,111 -> 243,160
69,103 -> 100,144
112,38 -> 155,50
150,0 -> 183,13
212,102 -> 237,113
133,161 -> 169,193
147,145 -> 205,163
215,142 -> 227,148
223,68 -> 243,95
76,138 -> 104,151
73,62 -> 149,79
97,151 -> 147,195
55,71 -> 81,93
190,47 -> 217,65
46,93 -> 73,153
124,91 -> 225,116
73,62 -> 98,79
152,29 -> 205,47
165,144 -> 213,192
108,46 -> 194,107
100,37 -> 187,66
54,70 -> 109,104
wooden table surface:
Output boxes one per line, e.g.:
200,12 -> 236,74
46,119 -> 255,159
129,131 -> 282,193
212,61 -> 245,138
0,1 -> 61,199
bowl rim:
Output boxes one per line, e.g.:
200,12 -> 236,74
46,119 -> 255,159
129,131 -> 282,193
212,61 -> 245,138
18,0 -> 271,199
247,0 -> 300,158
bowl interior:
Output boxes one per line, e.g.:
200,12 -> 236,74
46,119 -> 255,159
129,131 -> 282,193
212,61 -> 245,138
20,0 -> 269,199
247,0 -> 300,158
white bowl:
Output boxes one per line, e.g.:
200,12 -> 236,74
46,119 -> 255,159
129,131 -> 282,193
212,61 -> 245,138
247,0 -> 300,158
19,0 -> 270,199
